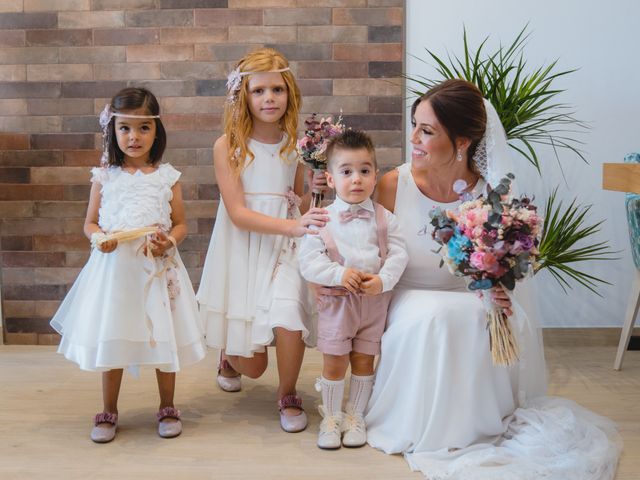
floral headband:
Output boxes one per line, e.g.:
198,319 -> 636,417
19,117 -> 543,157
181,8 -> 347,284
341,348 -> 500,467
98,104 -> 160,166
226,67 -> 291,103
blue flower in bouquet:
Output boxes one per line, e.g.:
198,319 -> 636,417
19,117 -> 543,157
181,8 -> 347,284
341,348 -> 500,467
446,229 -> 472,264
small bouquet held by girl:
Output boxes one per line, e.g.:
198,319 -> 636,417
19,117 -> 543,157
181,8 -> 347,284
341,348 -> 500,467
430,172 -> 613,366
297,113 -> 346,207
429,174 -> 542,366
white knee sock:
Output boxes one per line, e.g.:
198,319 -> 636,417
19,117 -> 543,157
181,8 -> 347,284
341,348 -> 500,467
316,376 -> 345,416
348,374 -> 374,416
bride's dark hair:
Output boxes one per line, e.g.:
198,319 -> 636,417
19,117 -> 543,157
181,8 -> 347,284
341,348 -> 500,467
412,79 -> 486,173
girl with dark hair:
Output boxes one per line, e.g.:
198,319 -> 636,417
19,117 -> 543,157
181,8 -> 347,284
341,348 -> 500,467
50,87 -> 205,443
104,87 -> 167,166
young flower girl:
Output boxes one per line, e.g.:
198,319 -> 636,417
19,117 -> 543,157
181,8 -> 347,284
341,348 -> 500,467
50,87 -> 205,443
197,48 -> 328,432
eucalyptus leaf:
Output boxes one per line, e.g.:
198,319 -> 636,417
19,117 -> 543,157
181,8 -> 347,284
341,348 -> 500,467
488,212 -> 502,224
500,270 -> 516,290
494,184 -> 509,195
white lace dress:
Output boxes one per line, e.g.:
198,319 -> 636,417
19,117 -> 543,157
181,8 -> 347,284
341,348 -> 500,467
50,163 -> 206,374
365,163 -> 621,480
197,137 -> 316,357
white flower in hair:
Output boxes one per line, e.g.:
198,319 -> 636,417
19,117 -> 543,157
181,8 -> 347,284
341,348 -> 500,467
99,104 -> 113,128
226,67 -> 243,95
98,104 -> 114,166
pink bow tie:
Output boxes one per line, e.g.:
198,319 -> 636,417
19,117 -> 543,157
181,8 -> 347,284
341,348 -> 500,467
339,208 -> 372,223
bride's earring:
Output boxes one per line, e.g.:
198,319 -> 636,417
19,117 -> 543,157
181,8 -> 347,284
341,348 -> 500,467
456,150 -> 463,162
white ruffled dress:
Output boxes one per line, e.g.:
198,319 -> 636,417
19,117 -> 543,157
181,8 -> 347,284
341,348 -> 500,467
50,163 -> 206,373
365,163 -> 621,480
197,137 -> 316,357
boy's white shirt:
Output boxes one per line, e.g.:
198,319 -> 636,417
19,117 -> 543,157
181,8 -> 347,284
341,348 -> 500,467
298,196 -> 408,292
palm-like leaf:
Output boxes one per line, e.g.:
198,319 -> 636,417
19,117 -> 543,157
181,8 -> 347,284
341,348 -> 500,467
537,188 -> 618,295
405,25 -> 588,173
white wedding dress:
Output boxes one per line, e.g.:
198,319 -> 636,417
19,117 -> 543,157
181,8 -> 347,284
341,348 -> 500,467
365,163 -> 621,480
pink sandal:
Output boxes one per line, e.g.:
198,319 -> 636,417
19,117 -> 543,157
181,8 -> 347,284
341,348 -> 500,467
278,394 -> 308,433
90,412 -> 118,443
217,356 -> 241,392
157,406 -> 182,439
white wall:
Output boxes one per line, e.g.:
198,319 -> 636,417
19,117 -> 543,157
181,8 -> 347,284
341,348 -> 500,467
406,0 -> 640,326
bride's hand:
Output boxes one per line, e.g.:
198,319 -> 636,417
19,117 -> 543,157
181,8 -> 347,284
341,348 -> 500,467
491,286 -> 513,317
288,207 -> 329,237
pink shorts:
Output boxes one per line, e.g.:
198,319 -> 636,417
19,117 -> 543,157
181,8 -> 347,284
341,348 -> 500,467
316,289 -> 393,356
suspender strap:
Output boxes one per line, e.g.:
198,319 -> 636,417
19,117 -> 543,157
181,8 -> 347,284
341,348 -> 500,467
373,202 -> 388,265
319,227 -> 345,265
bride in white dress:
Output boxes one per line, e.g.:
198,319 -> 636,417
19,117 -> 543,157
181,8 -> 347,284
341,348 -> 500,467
365,79 -> 621,480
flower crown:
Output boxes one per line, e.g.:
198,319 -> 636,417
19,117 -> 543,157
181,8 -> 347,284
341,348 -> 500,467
98,104 -> 160,166
226,66 -> 291,103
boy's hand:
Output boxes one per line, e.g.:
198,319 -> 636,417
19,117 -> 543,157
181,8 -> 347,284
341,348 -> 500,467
342,268 -> 365,294
360,274 -> 383,295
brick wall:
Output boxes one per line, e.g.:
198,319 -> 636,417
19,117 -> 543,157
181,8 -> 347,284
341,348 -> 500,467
0,0 -> 404,345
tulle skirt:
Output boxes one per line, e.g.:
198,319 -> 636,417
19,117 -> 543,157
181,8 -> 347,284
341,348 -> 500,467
51,239 -> 206,374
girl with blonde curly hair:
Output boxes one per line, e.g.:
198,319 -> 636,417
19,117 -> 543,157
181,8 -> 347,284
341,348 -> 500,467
197,48 -> 328,432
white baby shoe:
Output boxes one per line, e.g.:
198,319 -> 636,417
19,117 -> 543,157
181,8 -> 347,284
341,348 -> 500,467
341,406 -> 366,448
317,406 -> 343,450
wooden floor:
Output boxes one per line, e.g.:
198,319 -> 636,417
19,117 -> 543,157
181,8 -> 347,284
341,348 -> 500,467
0,329 -> 638,480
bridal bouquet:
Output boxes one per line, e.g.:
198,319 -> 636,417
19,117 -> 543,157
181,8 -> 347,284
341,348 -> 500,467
430,173 -> 614,365
429,174 -> 541,366
297,113 -> 345,207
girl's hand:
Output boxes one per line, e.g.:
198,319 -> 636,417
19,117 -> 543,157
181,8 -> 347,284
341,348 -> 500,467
146,230 -> 175,257
360,274 -> 383,295
98,239 -> 118,253
288,207 -> 329,237
491,286 -> 513,317
342,268 -> 365,294
306,168 -> 329,195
